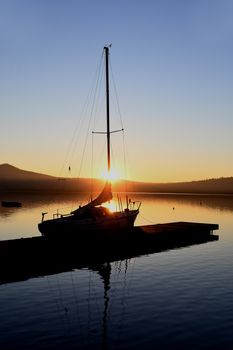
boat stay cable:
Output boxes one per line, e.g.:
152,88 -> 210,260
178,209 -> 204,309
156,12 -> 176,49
58,51 -> 104,180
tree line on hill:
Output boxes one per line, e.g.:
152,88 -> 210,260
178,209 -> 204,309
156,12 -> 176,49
1,163 -> 233,194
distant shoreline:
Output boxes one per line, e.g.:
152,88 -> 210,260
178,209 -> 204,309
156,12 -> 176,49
1,188 -> 233,196
1,164 -> 233,196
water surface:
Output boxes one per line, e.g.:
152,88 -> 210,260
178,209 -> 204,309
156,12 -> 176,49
0,193 -> 232,349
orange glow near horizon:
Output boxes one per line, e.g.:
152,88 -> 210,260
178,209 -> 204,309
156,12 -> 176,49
100,168 -> 121,183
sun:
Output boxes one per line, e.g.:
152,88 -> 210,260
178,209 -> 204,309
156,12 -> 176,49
101,168 -> 120,182
103,200 -> 117,212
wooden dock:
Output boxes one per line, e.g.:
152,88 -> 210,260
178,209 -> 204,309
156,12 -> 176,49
0,222 -> 219,284
136,221 -> 219,237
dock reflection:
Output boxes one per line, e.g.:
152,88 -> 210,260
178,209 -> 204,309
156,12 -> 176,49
0,232 -> 218,285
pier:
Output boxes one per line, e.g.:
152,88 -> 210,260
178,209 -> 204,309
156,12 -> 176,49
0,222 -> 219,284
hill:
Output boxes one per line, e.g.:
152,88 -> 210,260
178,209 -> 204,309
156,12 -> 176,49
119,178 -> 233,194
0,164 -> 53,181
0,163 -> 103,193
1,163 -> 233,194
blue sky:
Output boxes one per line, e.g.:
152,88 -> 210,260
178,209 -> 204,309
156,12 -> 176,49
1,0 -> 233,182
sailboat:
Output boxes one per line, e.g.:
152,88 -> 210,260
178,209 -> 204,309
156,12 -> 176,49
38,46 -> 140,238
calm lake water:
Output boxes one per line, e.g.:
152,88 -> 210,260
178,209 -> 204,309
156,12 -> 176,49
0,192 -> 233,349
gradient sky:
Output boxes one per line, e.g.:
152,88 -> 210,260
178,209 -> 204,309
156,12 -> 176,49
1,0 -> 233,182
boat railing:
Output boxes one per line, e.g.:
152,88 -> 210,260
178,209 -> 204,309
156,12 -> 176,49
41,212 -> 48,222
52,212 -> 71,219
128,200 -> 141,211
41,211 -> 71,222
53,213 -> 62,219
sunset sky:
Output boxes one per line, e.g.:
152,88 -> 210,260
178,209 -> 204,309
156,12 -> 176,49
1,0 -> 233,183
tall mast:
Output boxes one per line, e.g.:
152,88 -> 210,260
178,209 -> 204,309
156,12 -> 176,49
104,46 -> 111,173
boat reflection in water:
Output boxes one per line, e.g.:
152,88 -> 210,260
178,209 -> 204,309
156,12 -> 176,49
0,230 -> 218,285
0,231 -> 219,350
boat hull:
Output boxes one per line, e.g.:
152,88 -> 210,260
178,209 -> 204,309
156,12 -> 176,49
38,209 -> 139,238
2,201 -> 22,208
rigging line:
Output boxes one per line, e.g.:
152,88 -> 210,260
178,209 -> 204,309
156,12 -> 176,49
60,60 -> 99,178
110,142 -> 116,170
92,138 -> 107,183
92,61 -> 105,132
86,269 -> 104,327
85,268 -> 107,345
87,269 -> 92,346
121,258 -> 137,311
75,53 -> 105,166
109,60 -> 129,194
115,260 -> 122,274
93,127 -> 123,173
109,60 -> 124,130
106,261 -> 126,321
138,212 -> 157,224
46,275 -> 67,337
76,102 -> 96,180
54,275 -> 72,334
91,64 -> 105,196
115,259 -> 129,348
69,271 -> 83,336
60,54 -> 103,179
110,141 -> 121,180
106,260 -> 134,336
121,131 -> 137,190
122,130 -> 128,194
91,130 -> 94,200
77,53 -> 105,180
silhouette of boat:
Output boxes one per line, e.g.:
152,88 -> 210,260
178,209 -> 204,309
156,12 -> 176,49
1,201 -> 22,208
38,46 -> 140,237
